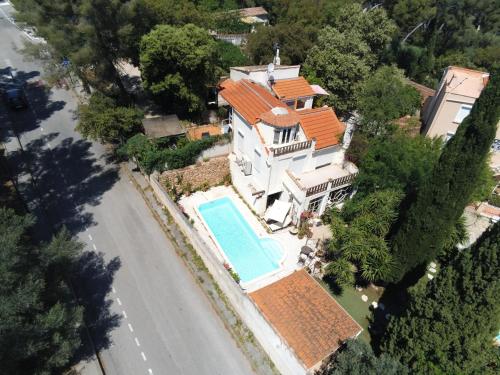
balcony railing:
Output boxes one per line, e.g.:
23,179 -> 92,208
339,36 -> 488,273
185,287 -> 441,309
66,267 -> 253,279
305,173 -> 358,197
272,140 -> 312,157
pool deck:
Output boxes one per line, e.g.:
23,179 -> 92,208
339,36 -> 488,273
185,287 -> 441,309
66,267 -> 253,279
179,186 -> 305,292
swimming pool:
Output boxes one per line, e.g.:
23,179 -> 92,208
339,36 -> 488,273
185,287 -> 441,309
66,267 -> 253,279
198,197 -> 283,283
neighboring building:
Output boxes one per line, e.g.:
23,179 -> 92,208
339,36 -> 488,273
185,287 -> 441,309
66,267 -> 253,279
218,63 -> 357,224
187,124 -> 222,140
422,66 -> 490,140
238,6 -> 269,30
250,270 -> 362,372
142,114 -> 185,141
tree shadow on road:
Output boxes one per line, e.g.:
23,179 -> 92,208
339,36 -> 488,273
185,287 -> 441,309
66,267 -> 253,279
72,251 -> 122,362
7,133 -> 119,234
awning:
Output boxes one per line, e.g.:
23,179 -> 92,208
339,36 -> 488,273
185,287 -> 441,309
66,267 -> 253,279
265,200 -> 292,224
310,84 -> 329,96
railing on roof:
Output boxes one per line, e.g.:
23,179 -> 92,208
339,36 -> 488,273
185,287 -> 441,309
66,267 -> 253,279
305,173 -> 358,197
272,140 -> 312,157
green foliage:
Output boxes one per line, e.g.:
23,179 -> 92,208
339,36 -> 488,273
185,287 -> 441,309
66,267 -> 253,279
0,208 -> 84,374
389,70 -> 500,283
325,190 -> 403,284
119,134 -> 219,174
382,222 -> 500,374
358,66 -> 421,136
469,158 -> 496,202
76,92 -> 143,144
140,24 -> 218,114
215,41 -> 249,72
354,133 -> 442,198
488,193 -> 500,207
345,132 -> 370,165
324,258 -> 355,290
245,23 -> 317,65
304,4 -> 396,115
318,339 -> 408,375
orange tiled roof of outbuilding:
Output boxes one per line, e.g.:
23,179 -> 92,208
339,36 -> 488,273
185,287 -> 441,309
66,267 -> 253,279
272,77 -> 316,99
298,107 -> 345,149
250,270 -> 362,370
219,79 -> 285,125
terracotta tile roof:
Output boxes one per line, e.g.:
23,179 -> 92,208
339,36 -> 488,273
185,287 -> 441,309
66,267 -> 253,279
219,79 -> 285,125
239,6 -> 268,17
186,124 -> 221,140
298,107 -> 345,149
250,270 -> 362,369
272,77 -> 316,99
259,107 -> 300,127
405,79 -> 436,105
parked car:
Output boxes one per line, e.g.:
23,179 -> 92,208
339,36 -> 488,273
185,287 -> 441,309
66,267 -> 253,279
3,87 -> 28,109
0,67 -> 28,109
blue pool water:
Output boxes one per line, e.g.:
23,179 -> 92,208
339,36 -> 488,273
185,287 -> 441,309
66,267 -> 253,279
198,197 -> 283,282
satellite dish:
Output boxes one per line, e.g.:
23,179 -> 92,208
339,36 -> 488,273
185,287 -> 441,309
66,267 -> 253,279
267,63 -> 275,75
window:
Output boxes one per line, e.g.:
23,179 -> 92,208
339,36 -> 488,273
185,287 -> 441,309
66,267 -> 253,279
281,128 -> 292,143
238,130 -> 244,151
253,149 -> 261,173
285,99 -> 295,109
201,132 -> 210,138
454,104 -> 472,123
296,98 -> 306,109
308,196 -> 323,213
327,186 -> 352,206
273,129 -> 280,144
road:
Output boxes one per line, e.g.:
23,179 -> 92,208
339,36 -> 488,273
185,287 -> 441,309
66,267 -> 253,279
0,3 -> 255,375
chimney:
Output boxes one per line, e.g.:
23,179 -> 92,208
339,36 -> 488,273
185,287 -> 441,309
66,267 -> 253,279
273,42 -> 281,66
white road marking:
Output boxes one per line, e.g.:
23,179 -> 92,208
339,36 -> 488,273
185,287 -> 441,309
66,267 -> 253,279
148,369 -> 153,375
117,298 -> 122,306
128,323 -> 134,333
40,127 -> 43,132
112,287 -> 116,294
141,352 -> 147,361
134,337 -> 140,347
122,310 -> 127,319
92,244 -> 97,250
88,234 -> 93,241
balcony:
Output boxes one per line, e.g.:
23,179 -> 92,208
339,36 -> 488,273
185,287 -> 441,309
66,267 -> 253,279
285,162 -> 358,198
271,140 -> 312,157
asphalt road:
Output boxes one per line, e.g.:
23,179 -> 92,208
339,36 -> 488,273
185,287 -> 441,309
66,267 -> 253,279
0,3 -> 255,375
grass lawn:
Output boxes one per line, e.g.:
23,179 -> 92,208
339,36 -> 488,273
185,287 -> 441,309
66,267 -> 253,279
317,278 -> 383,344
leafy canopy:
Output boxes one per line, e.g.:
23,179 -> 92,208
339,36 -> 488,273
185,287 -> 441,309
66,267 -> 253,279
357,66 -> 421,136
382,221 -> 500,374
76,92 -> 143,144
304,4 -> 396,114
140,24 -> 218,115
0,208 -> 84,375
389,70 -> 500,283
318,339 -> 408,375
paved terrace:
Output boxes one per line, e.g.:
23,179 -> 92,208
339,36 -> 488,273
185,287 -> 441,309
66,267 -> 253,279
179,185 -> 306,292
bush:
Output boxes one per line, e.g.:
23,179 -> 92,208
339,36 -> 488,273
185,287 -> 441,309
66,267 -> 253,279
488,194 -> 500,207
119,134 -> 219,174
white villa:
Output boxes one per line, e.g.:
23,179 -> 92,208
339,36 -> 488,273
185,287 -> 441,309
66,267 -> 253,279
218,62 -> 358,229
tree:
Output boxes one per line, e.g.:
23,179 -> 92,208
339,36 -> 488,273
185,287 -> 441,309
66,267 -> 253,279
357,66 -> 421,136
76,92 -> 143,144
0,208 -> 84,374
304,27 -> 373,115
325,190 -> 402,285
389,70 -> 500,283
318,339 -> 408,375
304,4 -> 395,114
354,133 -> 442,198
245,23 -> 317,65
382,221 -> 500,374
140,24 -> 218,114
12,0 -> 137,98
215,41 -> 249,72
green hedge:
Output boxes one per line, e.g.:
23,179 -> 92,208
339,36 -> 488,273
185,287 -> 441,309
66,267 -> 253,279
119,134 -> 220,174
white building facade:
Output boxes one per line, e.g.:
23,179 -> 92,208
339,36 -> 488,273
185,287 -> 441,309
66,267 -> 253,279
219,65 -> 357,227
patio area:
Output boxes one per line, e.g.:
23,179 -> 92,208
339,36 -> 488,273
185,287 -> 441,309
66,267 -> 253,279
179,185 -> 325,292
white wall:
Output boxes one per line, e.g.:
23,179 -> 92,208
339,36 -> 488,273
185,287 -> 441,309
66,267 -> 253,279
229,66 -> 301,87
